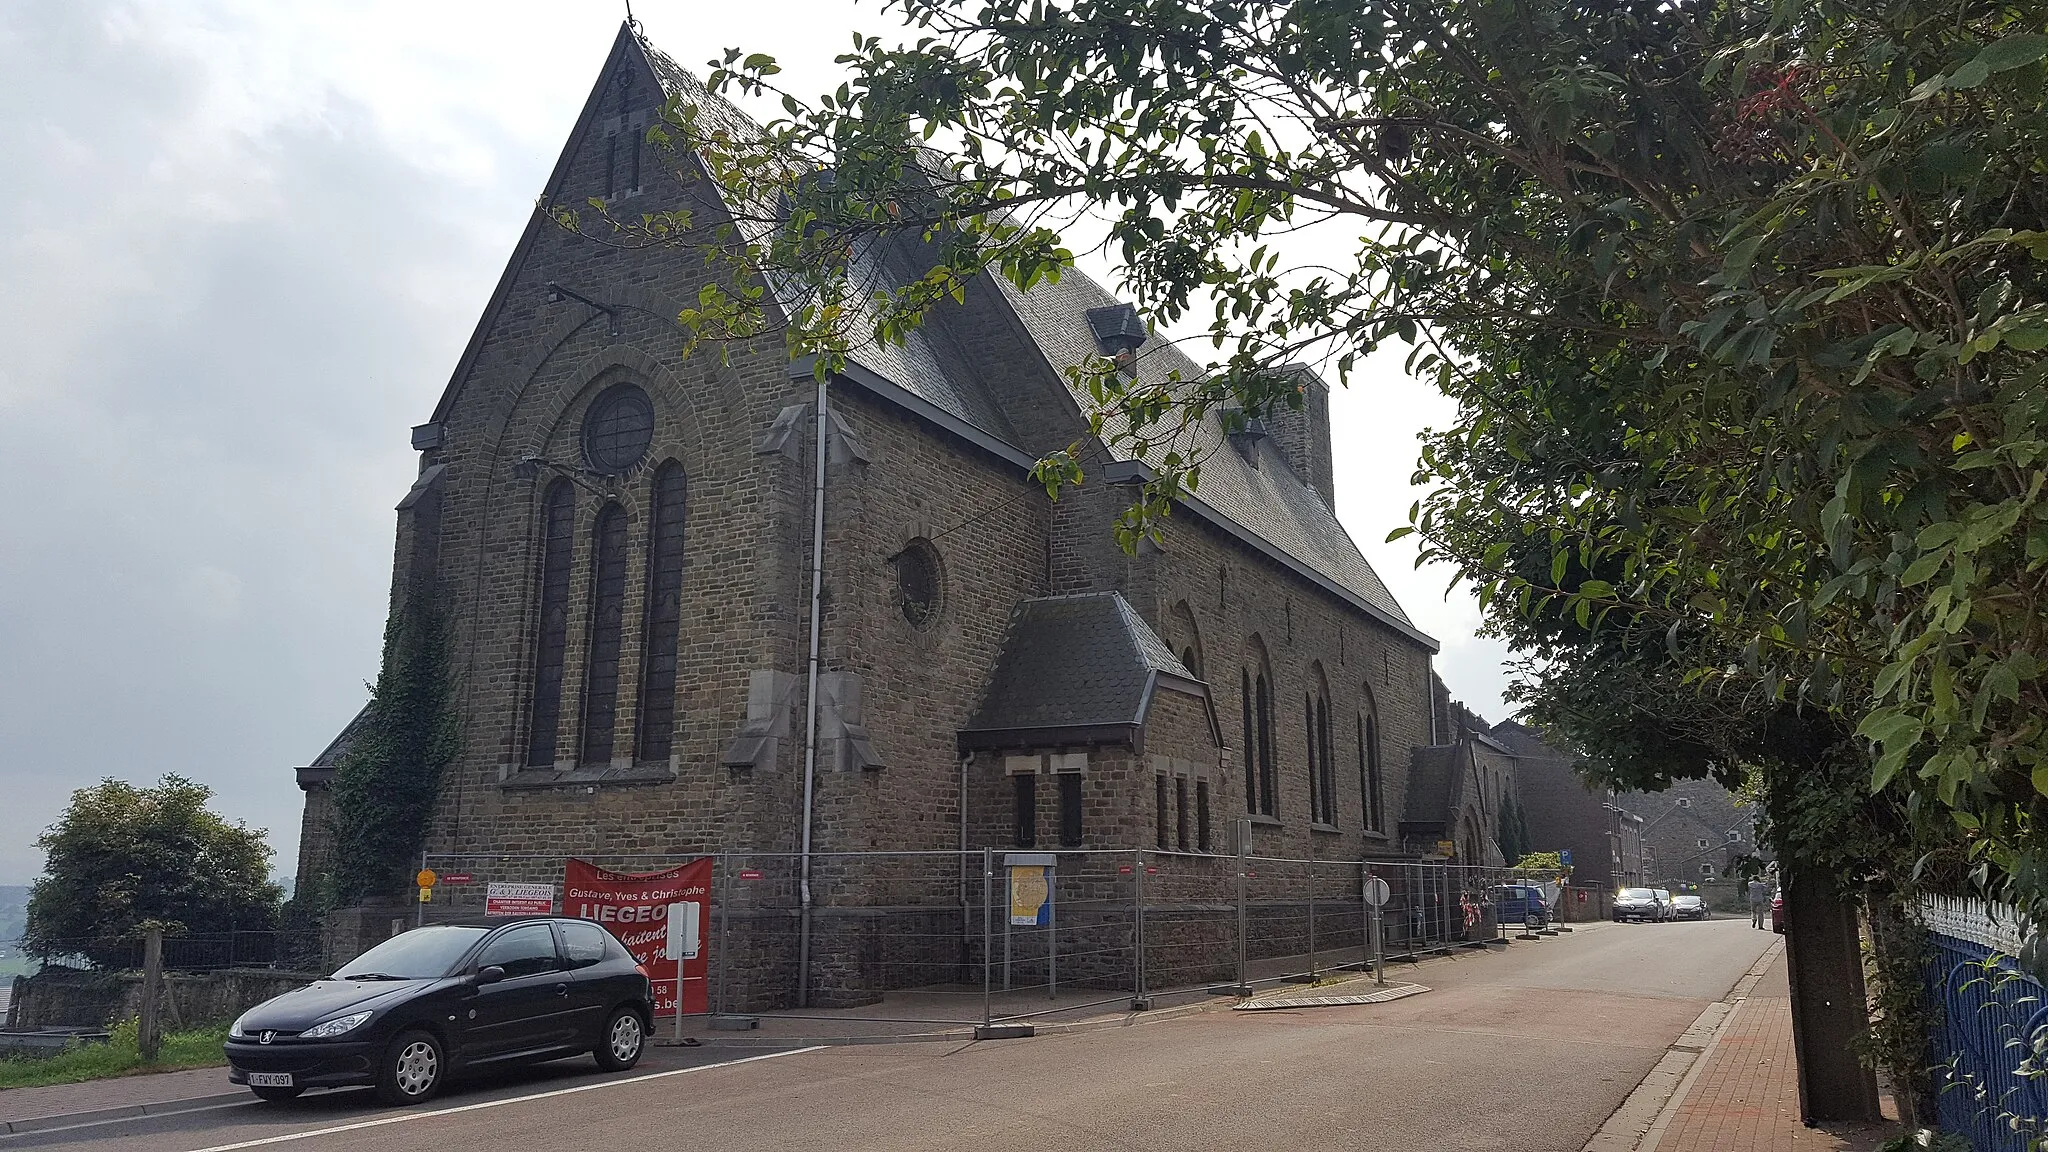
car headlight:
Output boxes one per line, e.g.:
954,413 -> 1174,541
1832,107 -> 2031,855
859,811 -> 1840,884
300,1012 -> 373,1039
229,1013 -> 250,1038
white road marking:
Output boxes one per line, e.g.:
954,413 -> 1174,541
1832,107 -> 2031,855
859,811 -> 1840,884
182,1047 -> 828,1152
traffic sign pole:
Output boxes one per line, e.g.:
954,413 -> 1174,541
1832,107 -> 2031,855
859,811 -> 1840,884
1362,873 -> 1391,986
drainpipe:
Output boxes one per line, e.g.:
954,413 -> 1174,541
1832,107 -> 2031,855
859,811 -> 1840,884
959,750 -> 974,955
797,372 -> 829,1009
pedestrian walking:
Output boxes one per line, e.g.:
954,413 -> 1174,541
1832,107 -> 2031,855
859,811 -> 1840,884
1747,878 -> 1770,928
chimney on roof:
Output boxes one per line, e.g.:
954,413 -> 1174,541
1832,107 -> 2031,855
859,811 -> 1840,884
1263,365 -> 1336,507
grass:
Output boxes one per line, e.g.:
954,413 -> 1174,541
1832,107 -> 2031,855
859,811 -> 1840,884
0,1018 -> 229,1090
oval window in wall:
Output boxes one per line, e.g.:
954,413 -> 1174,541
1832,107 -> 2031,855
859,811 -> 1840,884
894,538 -> 942,631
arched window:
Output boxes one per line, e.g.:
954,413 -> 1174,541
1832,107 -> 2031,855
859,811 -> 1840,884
1241,668 -> 1256,814
635,463 -> 687,764
1309,690 -> 1335,826
526,480 -> 576,767
1255,670 -> 1276,816
579,502 -> 630,765
1169,600 -> 1204,680
1359,685 -> 1384,833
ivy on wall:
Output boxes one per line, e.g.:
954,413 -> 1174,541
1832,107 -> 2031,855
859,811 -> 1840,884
326,589 -> 459,905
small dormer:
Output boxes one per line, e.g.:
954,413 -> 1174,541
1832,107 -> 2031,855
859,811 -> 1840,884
1085,303 -> 1148,373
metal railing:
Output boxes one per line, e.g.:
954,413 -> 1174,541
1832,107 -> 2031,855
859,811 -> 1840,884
1921,894 -> 2048,1151
22,931 -> 325,973
407,839 -> 1520,1038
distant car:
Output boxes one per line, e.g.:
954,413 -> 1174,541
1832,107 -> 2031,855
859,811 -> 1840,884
1670,894 -> 1709,921
1652,888 -> 1677,921
1613,887 -> 1662,922
1490,884 -> 1550,928
224,918 -> 654,1106
1771,888 -> 1785,933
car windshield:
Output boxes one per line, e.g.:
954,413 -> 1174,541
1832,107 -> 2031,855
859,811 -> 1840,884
333,925 -> 491,980
1620,888 -> 1654,899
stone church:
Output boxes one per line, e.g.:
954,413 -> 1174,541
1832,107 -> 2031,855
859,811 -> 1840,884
293,25 -> 1506,1004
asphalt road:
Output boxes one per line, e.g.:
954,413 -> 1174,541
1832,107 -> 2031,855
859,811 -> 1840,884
8,918 -> 1776,1152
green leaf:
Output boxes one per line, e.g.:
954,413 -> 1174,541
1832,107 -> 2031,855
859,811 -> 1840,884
1953,35 -> 2048,89
1872,745 -> 1911,792
1902,549 -> 1949,585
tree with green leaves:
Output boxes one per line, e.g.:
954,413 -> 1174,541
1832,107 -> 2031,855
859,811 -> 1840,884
622,0 -> 2047,915
25,776 -> 282,967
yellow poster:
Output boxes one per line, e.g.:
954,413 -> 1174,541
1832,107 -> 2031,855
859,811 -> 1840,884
1009,865 -> 1050,926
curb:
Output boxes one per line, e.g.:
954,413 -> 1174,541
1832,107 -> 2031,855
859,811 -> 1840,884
1581,937 -> 1785,1152
1,1090 -> 251,1137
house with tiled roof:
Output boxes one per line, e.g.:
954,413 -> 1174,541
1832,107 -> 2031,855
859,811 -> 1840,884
291,24 -> 1470,1007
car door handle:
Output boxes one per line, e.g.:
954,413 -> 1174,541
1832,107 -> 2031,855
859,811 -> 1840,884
555,983 -> 569,997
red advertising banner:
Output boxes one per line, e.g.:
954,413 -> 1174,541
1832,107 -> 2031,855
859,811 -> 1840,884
563,858 -> 712,1018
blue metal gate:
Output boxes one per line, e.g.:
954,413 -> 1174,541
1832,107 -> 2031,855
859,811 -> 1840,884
1924,895 -> 2048,1150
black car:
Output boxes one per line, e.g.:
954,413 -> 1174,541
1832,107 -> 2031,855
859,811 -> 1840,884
224,917 -> 653,1106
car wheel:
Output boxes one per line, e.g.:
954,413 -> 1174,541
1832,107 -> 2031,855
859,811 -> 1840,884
594,1006 -> 647,1072
250,1086 -> 303,1102
376,1029 -> 444,1107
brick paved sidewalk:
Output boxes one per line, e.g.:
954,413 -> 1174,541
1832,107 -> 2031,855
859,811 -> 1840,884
0,1065 -> 235,1127
1652,953 -> 1897,1152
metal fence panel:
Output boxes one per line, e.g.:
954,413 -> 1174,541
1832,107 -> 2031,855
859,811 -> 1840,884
1922,894 -> 2048,1151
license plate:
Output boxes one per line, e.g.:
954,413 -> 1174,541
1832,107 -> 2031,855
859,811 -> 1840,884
247,1073 -> 294,1088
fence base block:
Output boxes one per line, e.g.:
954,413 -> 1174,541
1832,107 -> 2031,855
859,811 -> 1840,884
974,1023 -> 1035,1040
708,1015 -> 760,1031
1206,983 -> 1255,997
1130,996 -> 1153,1011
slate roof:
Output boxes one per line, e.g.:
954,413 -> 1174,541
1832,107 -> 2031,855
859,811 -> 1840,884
629,30 -> 1431,650
1488,720 -> 1570,761
960,592 -> 1207,748
990,271 -> 1416,633
308,704 -> 371,769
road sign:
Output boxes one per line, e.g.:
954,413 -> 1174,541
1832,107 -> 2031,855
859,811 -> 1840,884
1559,849 -> 1573,866
665,901 -> 702,961
415,869 -> 437,888
1363,877 -> 1392,908
417,886 -> 431,903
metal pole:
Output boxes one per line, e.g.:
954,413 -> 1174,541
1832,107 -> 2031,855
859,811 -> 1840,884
1372,901 -> 1385,986
717,854 -> 732,1018
1048,865 -> 1058,1001
1235,819 -> 1249,993
1307,856 -> 1318,979
1133,849 -> 1146,1009
1004,866 -> 1013,991
982,847 -> 993,1027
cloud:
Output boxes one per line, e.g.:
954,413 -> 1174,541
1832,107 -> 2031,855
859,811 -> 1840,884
0,0 -> 1516,886
0,0 -> 552,883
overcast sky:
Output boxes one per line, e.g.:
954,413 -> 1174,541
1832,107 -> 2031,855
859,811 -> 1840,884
0,0 -> 1514,886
